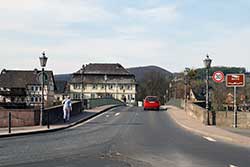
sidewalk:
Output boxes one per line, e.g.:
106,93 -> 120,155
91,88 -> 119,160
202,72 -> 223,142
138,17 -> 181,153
165,105 -> 250,148
0,104 -> 121,138
220,127 -> 250,138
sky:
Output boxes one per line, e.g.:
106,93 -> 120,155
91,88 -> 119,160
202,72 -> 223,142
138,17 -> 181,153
1,0 -> 250,74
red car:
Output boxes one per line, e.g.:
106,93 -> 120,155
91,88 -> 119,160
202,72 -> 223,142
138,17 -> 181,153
143,96 -> 160,111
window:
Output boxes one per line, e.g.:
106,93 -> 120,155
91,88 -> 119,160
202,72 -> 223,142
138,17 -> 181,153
73,84 -> 82,90
120,85 -> 124,90
128,94 -> 131,100
92,84 -> 98,89
73,84 -> 77,89
11,97 -> 15,102
73,93 -> 80,99
31,97 -> 35,102
101,84 -> 105,89
108,84 -> 113,89
35,86 -> 39,91
31,86 -> 35,91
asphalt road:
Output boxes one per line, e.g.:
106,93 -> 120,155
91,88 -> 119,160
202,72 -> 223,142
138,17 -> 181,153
0,106 -> 249,167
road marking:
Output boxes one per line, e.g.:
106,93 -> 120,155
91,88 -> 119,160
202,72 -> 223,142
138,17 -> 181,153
108,108 -> 117,112
106,115 -> 110,118
69,111 -> 108,129
203,136 -> 216,142
115,112 -> 120,116
229,164 -> 239,167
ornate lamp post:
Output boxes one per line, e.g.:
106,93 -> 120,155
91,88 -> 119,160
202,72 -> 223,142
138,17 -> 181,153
169,82 -> 172,99
184,68 -> 190,112
203,55 -> 212,125
39,51 -> 48,126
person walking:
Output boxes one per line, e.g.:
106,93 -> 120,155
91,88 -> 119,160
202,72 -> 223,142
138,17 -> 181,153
62,96 -> 72,123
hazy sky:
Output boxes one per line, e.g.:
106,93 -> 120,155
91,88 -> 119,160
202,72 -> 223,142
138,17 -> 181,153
1,0 -> 250,74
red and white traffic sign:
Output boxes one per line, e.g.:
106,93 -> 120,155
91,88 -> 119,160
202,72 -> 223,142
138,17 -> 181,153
212,71 -> 224,83
226,74 -> 245,87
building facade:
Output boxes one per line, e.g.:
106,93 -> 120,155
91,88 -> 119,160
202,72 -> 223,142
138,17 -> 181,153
54,80 -> 68,103
69,63 -> 137,104
0,69 -> 56,107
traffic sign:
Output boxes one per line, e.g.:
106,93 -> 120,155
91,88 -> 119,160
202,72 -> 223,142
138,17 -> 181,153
212,71 -> 224,83
226,74 -> 245,87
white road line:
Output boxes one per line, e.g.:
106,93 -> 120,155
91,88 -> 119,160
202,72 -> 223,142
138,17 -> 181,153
69,111 -> 107,129
203,136 -> 216,142
108,108 -> 117,112
105,115 -> 110,118
115,112 -> 120,116
229,164 -> 239,167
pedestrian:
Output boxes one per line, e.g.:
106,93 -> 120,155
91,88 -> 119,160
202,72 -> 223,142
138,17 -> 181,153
123,95 -> 127,103
62,96 -> 72,123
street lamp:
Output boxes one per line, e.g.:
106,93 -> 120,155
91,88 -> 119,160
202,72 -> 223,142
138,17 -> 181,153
184,68 -> 190,112
169,82 -> 172,99
203,54 -> 212,125
39,51 -> 48,126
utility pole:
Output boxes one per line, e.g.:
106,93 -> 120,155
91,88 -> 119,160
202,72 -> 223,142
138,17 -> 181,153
233,86 -> 237,128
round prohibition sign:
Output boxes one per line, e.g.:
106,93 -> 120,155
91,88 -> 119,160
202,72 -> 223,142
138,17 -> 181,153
212,71 -> 224,83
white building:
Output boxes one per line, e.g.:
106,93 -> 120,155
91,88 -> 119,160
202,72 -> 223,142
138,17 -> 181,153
69,63 -> 137,104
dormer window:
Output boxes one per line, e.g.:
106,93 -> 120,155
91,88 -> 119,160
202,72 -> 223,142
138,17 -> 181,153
33,68 -> 38,74
1,69 -> 7,74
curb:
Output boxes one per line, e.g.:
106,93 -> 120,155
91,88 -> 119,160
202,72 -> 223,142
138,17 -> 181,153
167,109 -> 250,148
0,104 -> 123,138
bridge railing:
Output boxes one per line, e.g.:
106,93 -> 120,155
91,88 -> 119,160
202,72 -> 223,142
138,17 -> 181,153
85,98 -> 124,109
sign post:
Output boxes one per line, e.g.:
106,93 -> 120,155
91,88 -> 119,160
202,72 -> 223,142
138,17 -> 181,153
226,74 -> 245,128
233,86 -> 237,128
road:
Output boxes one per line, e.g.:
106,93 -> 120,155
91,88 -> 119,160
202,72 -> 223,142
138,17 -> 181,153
0,106 -> 249,167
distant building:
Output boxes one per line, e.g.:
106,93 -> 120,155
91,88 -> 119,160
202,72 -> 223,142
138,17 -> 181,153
246,72 -> 250,83
54,80 -> 68,102
0,69 -> 56,107
189,88 -> 205,102
69,63 -> 137,104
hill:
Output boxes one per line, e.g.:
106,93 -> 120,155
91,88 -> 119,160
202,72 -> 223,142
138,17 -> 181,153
193,66 -> 246,80
54,65 -> 173,82
54,74 -> 72,81
127,65 -> 173,82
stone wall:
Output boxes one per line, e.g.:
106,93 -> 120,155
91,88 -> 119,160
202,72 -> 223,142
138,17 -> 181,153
0,101 -> 82,127
0,109 -> 39,127
42,101 -> 81,125
215,111 -> 250,128
186,102 -> 250,129
86,98 -> 124,109
186,102 -> 206,124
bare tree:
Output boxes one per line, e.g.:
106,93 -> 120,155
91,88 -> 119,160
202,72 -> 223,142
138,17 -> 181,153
137,72 -> 170,103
